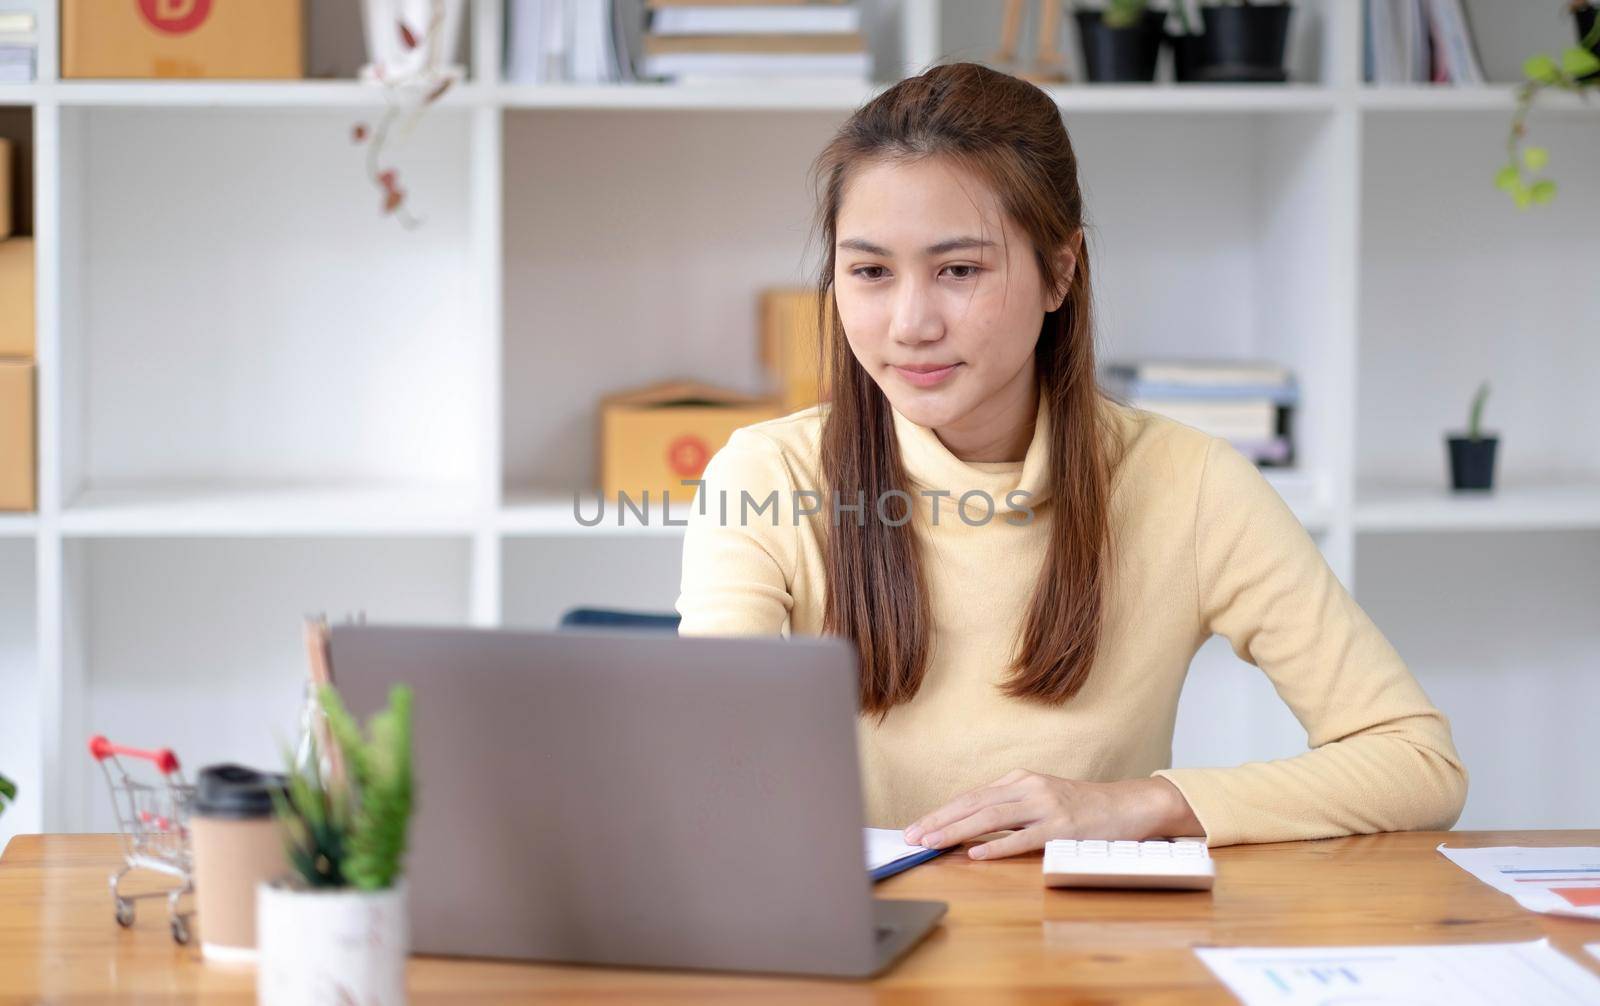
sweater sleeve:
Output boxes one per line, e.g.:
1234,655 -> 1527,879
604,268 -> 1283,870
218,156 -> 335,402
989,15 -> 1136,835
674,428 -> 799,637
1153,437 -> 1468,847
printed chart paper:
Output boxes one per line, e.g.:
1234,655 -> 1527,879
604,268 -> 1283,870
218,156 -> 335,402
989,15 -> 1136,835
1439,845 -> 1600,920
1195,939 -> 1600,1005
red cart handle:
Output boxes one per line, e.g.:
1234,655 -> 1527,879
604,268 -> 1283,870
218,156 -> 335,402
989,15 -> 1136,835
89,735 -> 180,775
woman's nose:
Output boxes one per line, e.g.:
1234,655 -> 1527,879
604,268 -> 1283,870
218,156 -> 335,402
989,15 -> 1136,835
889,276 -> 944,345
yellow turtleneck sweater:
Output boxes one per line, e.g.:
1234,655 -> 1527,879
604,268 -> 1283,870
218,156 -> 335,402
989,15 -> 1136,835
674,395 -> 1467,846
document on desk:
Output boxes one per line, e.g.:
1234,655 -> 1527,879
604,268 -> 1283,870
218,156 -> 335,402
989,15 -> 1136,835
1438,844 -> 1600,920
865,828 -> 944,881
1196,939 -> 1600,1005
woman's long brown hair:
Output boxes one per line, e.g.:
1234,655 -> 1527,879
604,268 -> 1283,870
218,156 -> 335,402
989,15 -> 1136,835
807,61 -> 1122,717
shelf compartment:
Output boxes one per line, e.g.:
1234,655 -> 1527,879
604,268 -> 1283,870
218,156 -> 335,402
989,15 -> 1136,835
502,109 -> 1352,499
55,106 -> 483,499
1354,529 -> 1600,829
0,539 -> 38,846
63,536 -> 471,832
502,535 -> 684,630
1357,113 -> 1600,490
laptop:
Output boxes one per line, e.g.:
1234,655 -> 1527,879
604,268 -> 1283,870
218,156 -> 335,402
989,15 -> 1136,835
328,624 -> 947,979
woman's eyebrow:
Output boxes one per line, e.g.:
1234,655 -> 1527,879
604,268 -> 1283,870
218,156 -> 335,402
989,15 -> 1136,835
837,236 -> 997,256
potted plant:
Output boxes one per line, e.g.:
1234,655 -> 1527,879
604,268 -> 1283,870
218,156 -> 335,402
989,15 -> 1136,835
1074,0 -> 1167,83
1497,2 -> 1600,208
1167,2 -> 1206,82
257,684 -> 415,1006
1447,382 -> 1498,492
1576,0 -> 1600,80
1191,0 -> 1293,83
0,772 -> 14,816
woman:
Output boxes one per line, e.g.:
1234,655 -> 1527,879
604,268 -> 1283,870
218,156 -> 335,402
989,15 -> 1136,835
675,62 -> 1466,858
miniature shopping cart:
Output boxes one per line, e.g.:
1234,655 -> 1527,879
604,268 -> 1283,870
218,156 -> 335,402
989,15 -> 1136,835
88,735 -> 196,944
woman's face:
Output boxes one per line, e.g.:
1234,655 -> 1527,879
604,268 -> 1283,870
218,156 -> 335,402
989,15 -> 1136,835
832,156 -> 1068,434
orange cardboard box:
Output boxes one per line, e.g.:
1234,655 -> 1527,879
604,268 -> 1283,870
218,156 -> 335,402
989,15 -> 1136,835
0,359 -> 35,512
0,138 -> 11,239
62,0 -> 304,79
760,288 -> 833,412
599,380 -> 781,504
0,237 -> 33,358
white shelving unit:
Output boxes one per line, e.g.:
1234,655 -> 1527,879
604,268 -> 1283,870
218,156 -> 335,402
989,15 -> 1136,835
0,1 -> 1595,842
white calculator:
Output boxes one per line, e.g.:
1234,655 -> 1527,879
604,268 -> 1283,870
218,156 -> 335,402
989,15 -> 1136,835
1042,839 -> 1214,890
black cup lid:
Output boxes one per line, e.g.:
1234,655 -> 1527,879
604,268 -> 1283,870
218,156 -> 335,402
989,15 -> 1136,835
194,763 -> 289,819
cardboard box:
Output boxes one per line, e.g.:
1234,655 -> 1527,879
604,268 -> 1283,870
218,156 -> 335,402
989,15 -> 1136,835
0,237 -> 33,358
760,288 -> 834,412
600,380 -> 782,504
0,359 -> 35,512
62,0 -> 304,80
0,138 -> 11,239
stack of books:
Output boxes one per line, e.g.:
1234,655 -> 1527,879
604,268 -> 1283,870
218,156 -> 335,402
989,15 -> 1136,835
1364,0 -> 1484,85
1102,359 -> 1297,468
505,0 -> 641,84
0,10 -> 35,82
641,1 -> 869,85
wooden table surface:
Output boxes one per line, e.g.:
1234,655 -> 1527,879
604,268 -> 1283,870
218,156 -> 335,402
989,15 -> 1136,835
3,830 -> 1599,1003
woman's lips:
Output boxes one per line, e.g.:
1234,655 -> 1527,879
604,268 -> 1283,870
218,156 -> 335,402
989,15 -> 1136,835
892,362 -> 962,388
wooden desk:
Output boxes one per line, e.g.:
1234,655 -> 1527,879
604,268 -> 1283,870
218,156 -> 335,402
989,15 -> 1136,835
3,831 -> 1599,1003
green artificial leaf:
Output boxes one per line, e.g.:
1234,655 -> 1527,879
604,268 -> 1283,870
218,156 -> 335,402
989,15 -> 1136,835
1521,146 -> 1549,171
1494,164 -> 1521,192
1523,53 -> 1560,83
1561,46 -> 1600,78
318,684 -> 415,891
1530,179 -> 1557,204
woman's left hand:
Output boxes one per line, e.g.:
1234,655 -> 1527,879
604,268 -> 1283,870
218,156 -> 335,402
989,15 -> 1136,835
901,770 -> 1204,860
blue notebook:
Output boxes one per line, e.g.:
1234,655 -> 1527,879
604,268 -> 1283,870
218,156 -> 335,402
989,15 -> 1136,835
865,828 -> 948,882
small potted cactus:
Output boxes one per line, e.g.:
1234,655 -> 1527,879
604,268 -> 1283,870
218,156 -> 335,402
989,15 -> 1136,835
1447,382 -> 1498,492
1074,0 -> 1166,83
257,684 -> 415,1006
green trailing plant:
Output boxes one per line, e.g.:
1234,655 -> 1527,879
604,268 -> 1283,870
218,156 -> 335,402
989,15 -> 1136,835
0,772 -> 15,817
272,684 -> 414,891
1467,382 -> 1491,442
1499,2 -> 1600,208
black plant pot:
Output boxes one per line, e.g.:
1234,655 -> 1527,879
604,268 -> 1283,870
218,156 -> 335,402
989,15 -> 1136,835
1447,435 -> 1498,492
1075,9 -> 1166,83
1576,4 -> 1599,82
1169,31 -> 1206,83
1197,3 -> 1292,83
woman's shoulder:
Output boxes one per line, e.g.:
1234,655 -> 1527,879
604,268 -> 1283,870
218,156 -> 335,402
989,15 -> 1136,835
1100,396 -> 1215,474
706,403 -> 829,492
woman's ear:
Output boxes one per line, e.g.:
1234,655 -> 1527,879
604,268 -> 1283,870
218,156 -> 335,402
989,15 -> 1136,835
1048,233 -> 1081,313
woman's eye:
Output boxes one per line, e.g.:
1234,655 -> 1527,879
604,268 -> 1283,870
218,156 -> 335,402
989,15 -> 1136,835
850,265 -> 979,281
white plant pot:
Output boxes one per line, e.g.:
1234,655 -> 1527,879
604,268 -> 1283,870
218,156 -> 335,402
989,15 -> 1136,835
257,880 -> 409,1006
360,0 -> 467,81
